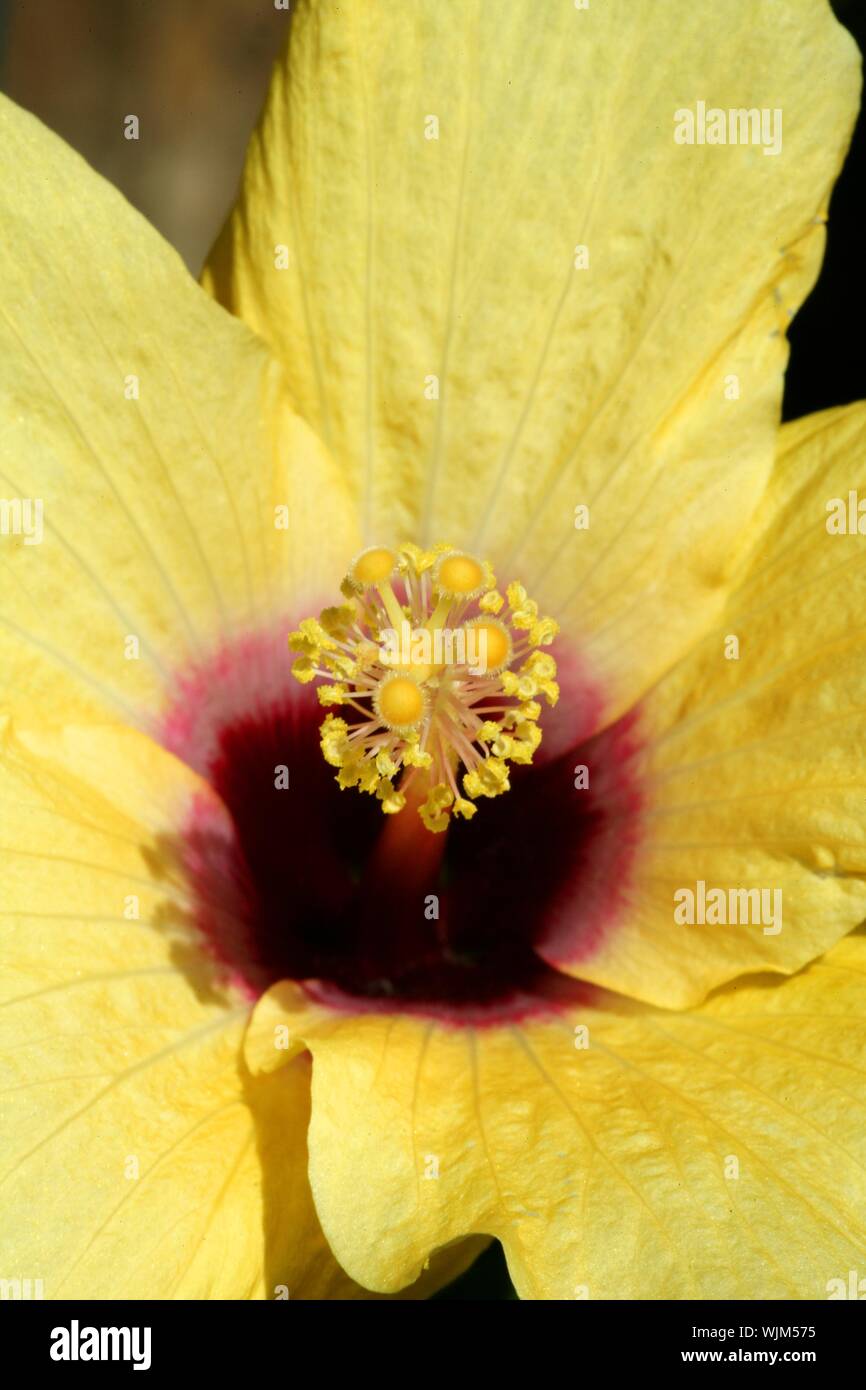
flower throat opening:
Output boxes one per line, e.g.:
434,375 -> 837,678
287,543 -> 560,833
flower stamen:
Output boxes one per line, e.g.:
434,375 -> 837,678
288,543 -> 559,832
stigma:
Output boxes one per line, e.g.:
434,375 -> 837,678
287,543 -> 560,832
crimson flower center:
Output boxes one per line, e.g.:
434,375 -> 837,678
163,610 -> 641,1025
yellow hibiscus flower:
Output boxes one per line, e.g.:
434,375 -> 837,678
2,0 -> 865,1300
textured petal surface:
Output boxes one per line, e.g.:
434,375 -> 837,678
542,402 -> 866,1006
0,95 -> 359,729
204,0 -> 859,727
0,720 -> 480,1299
252,930 -> 866,1300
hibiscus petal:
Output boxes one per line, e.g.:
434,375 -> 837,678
0,95 -> 360,728
255,930 -> 866,1299
0,719 -> 483,1298
203,0 -> 859,726
0,719 -> 486,1298
542,402 -> 866,1006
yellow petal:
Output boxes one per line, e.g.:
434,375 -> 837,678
260,932 -> 866,1299
549,402 -> 866,1007
0,95 -> 360,729
203,0 -> 859,723
0,719 -> 481,1298
0,717 -> 480,1301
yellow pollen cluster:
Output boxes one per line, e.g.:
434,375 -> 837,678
288,543 -> 560,832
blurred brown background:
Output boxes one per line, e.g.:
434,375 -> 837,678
0,0 -> 287,271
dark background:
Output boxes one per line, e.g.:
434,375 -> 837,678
784,0 -> 866,421
0,0 -> 862,1300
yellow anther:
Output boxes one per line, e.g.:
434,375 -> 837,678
509,721 -> 542,763
506,581 -> 529,610
377,779 -> 406,815
397,542 -> 440,574
419,783 -> 454,834
502,671 -> 537,699
356,640 -> 381,668
523,650 -> 556,679
290,656 -> 317,683
319,604 -> 357,638
463,757 -> 511,800
325,653 -> 357,680
477,721 -> 502,743
479,589 -> 505,615
320,714 -> 350,766
375,750 -> 399,778
292,541 -> 558,832
337,753 -> 380,793
403,740 -> 434,769
529,616 -> 559,647
300,617 -> 336,647
318,683 -> 347,706
511,605 -> 539,631
516,700 -> 542,722
287,632 -> 318,657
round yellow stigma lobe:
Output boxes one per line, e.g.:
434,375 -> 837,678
375,674 -> 426,732
434,551 -> 486,599
464,616 -> 512,674
352,546 -> 396,586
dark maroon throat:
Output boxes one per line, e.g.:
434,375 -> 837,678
162,624 -> 641,1025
